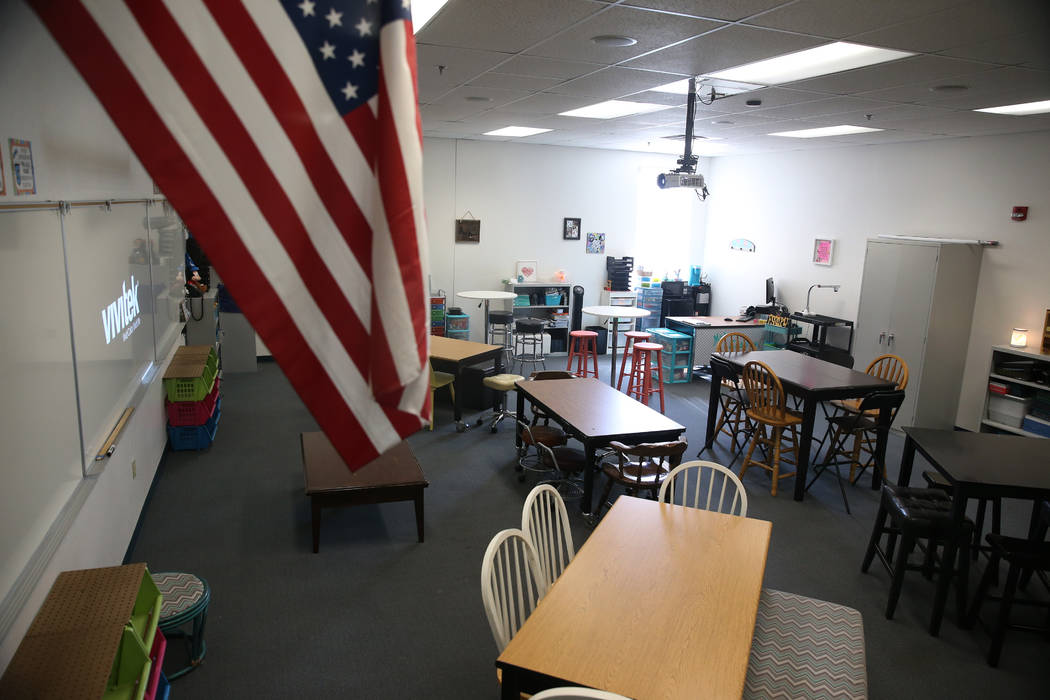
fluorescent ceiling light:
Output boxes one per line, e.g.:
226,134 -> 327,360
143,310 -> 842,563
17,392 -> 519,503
706,42 -> 914,85
975,99 -> 1050,116
411,0 -> 449,33
483,126 -> 553,137
650,77 -> 762,95
769,125 -> 883,138
559,100 -> 671,119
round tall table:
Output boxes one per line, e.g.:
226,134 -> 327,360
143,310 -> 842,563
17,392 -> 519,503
456,290 -> 517,343
581,305 -> 651,387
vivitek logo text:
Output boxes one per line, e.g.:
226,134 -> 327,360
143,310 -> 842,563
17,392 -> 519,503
101,276 -> 141,345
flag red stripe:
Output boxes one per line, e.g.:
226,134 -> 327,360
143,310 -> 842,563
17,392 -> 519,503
126,0 -> 370,372
345,109 -> 377,170
203,0 -> 375,272
31,0 -> 381,469
376,28 -> 428,374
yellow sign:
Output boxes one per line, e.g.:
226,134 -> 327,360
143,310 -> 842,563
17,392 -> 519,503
766,314 -> 791,328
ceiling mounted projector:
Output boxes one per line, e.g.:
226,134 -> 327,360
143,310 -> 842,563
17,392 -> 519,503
657,172 -> 707,189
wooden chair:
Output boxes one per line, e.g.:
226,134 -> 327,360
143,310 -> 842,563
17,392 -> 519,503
659,460 -> 748,516
428,362 -> 456,430
739,361 -> 800,497
713,333 -> 756,450
832,353 -> 909,415
480,528 -> 548,652
596,439 -> 688,515
522,484 -> 575,589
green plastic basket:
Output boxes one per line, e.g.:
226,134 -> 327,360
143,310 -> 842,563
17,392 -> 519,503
163,362 -> 217,402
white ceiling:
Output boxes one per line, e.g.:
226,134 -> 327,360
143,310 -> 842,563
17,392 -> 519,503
415,0 -> 1050,155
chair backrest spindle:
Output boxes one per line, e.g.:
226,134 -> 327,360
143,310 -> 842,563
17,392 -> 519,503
659,460 -> 748,516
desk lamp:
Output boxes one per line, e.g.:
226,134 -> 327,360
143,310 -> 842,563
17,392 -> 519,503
802,284 -> 840,316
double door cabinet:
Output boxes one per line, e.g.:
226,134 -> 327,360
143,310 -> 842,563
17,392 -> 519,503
854,239 -> 983,429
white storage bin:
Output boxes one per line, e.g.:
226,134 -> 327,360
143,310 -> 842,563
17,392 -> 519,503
987,393 -> 1033,428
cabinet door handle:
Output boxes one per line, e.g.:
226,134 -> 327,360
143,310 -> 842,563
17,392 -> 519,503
878,331 -> 886,345
887,332 -> 895,347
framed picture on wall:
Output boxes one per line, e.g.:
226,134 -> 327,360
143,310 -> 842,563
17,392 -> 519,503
563,217 -> 581,240
586,232 -> 606,254
455,218 -> 480,243
813,238 -> 835,265
515,260 -> 538,283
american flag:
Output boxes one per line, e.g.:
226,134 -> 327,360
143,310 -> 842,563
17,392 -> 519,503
32,0 -> 431,471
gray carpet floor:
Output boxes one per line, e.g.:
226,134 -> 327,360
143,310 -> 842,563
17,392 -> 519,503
129,359 -> 1048,698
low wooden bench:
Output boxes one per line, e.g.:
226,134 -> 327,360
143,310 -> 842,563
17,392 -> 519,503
300,432 -> 428,553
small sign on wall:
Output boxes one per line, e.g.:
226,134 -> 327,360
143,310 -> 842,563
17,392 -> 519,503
9,138 -> 36,195
813,238 -> 835,266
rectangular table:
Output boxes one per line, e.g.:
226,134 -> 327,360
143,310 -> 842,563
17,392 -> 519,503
665,315 -> 766,375
429,335 -> 504,430
897,427 -> 1050,634
301,432 -> 428,553
514,378 -> 686,513
705,350 -> 895,501
496,496 -> 772,699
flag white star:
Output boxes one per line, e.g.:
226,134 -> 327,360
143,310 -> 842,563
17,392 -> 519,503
298,0 -> 316,17
355,17 -> 373,36
319,41 -> 336,60
347,49 -> 366,68
341,82 -> 359,101
325,8 -> 343,27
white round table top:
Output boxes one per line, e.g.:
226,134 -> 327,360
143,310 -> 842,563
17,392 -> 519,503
456,290 -> 518,300
581,305 -> 651,318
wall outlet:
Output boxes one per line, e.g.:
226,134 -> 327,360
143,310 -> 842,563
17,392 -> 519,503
132,460 -> 137,479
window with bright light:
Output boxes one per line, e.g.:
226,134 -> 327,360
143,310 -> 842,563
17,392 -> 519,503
632,166 -> 700,281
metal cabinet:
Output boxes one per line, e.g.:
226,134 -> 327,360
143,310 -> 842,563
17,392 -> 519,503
855,239 -> 983,429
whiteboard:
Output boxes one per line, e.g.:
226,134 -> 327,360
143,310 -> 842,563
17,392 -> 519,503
0,207 -> 83,604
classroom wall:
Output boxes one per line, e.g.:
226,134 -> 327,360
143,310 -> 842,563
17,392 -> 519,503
0,2 -> 170,670
422,138 -> 709,338
700,130 -> 1050,430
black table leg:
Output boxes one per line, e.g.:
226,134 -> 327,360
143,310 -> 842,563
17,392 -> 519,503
515,388 -> 525,450
453,361 -> 465,430
793,397 -> 819,501
930,486 -> 968,636
581,441 -> 596,514
872,405 -> 893,490
499,667 -> 520,700
703,361 -> 723,452
897,434 -> 917,487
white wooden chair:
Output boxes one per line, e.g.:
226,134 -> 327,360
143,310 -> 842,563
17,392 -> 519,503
522,484 -> 576,589
480,528 -> 548,652
658,460 -> 749,517
530,688 -> 633,699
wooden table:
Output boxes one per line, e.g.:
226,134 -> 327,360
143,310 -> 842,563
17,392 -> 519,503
496,496 -> 772,699
514,377 -> 685,513
897,427 -> 1050,634
580,305 -> 651,386
301,432 -> 428,553
705,350 -> 895,501
665,315 -> 766,375
430,335 -> 505,431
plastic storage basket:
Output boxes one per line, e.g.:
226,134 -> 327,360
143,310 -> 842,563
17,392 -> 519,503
165,378 -> 221,426
168,398 -> 221,450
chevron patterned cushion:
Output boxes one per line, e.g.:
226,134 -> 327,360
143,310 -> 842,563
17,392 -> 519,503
745,588 -> 867,700
152,572 -> 207,620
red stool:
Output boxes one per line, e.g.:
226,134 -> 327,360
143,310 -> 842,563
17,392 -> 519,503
617,331 -> 652,390
566,330 -> 599,378
626,342 -> 665,413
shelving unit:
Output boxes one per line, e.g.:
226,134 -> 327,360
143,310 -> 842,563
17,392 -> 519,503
506,282 -> 573,353
649,327 -> 693,384
0,563 -> 166,700
429,294 -> 446,337
979,344 -> 1050,438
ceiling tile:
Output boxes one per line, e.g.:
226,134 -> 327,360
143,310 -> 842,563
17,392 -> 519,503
525,6 -> 723,64
467,73 -> 565,91
500,92 -> 600,115
429,85 -> 536,111
749,96 -> 905,120
743,0 -> 966,39
857,66 -> 1050,110
609,1 -> 793,22
625,25 -> 825,75
417,0 -> 599,53
940,31 -> 1050,70
705,87 -> 830,114
784,55 -> 994,95
848,0 -> 1050,54
547,66 -> 687,99
416,44 -> 514,101
866,109 -> 1050,135
495,55 -> 604,81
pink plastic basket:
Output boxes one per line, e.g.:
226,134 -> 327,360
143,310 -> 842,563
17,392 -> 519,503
165,378 -> 221,426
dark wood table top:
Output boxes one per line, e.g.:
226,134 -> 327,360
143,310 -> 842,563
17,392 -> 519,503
301,432 -> 426,494
514,378 -> 684,439
715,350 -> 893,394
903,427 -> 1050,492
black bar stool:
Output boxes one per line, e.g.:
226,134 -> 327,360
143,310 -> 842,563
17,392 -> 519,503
862,484 -> 974,633
488,310 -> 514,366
513,318 -> 547,375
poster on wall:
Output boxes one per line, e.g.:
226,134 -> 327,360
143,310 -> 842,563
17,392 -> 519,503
0,149 -> 6,195
586,231 -> 605,254
563,217 -> 580,240
515,260 -> 537,282
455,218 -> 480,243
813,238 -> 835,265
9,139 -> 36,195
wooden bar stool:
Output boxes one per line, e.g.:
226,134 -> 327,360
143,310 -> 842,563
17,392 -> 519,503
617,331 -> 652,390
739,360 -> 800,497
566,330 -> 599,378
625,342 -> 665,413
